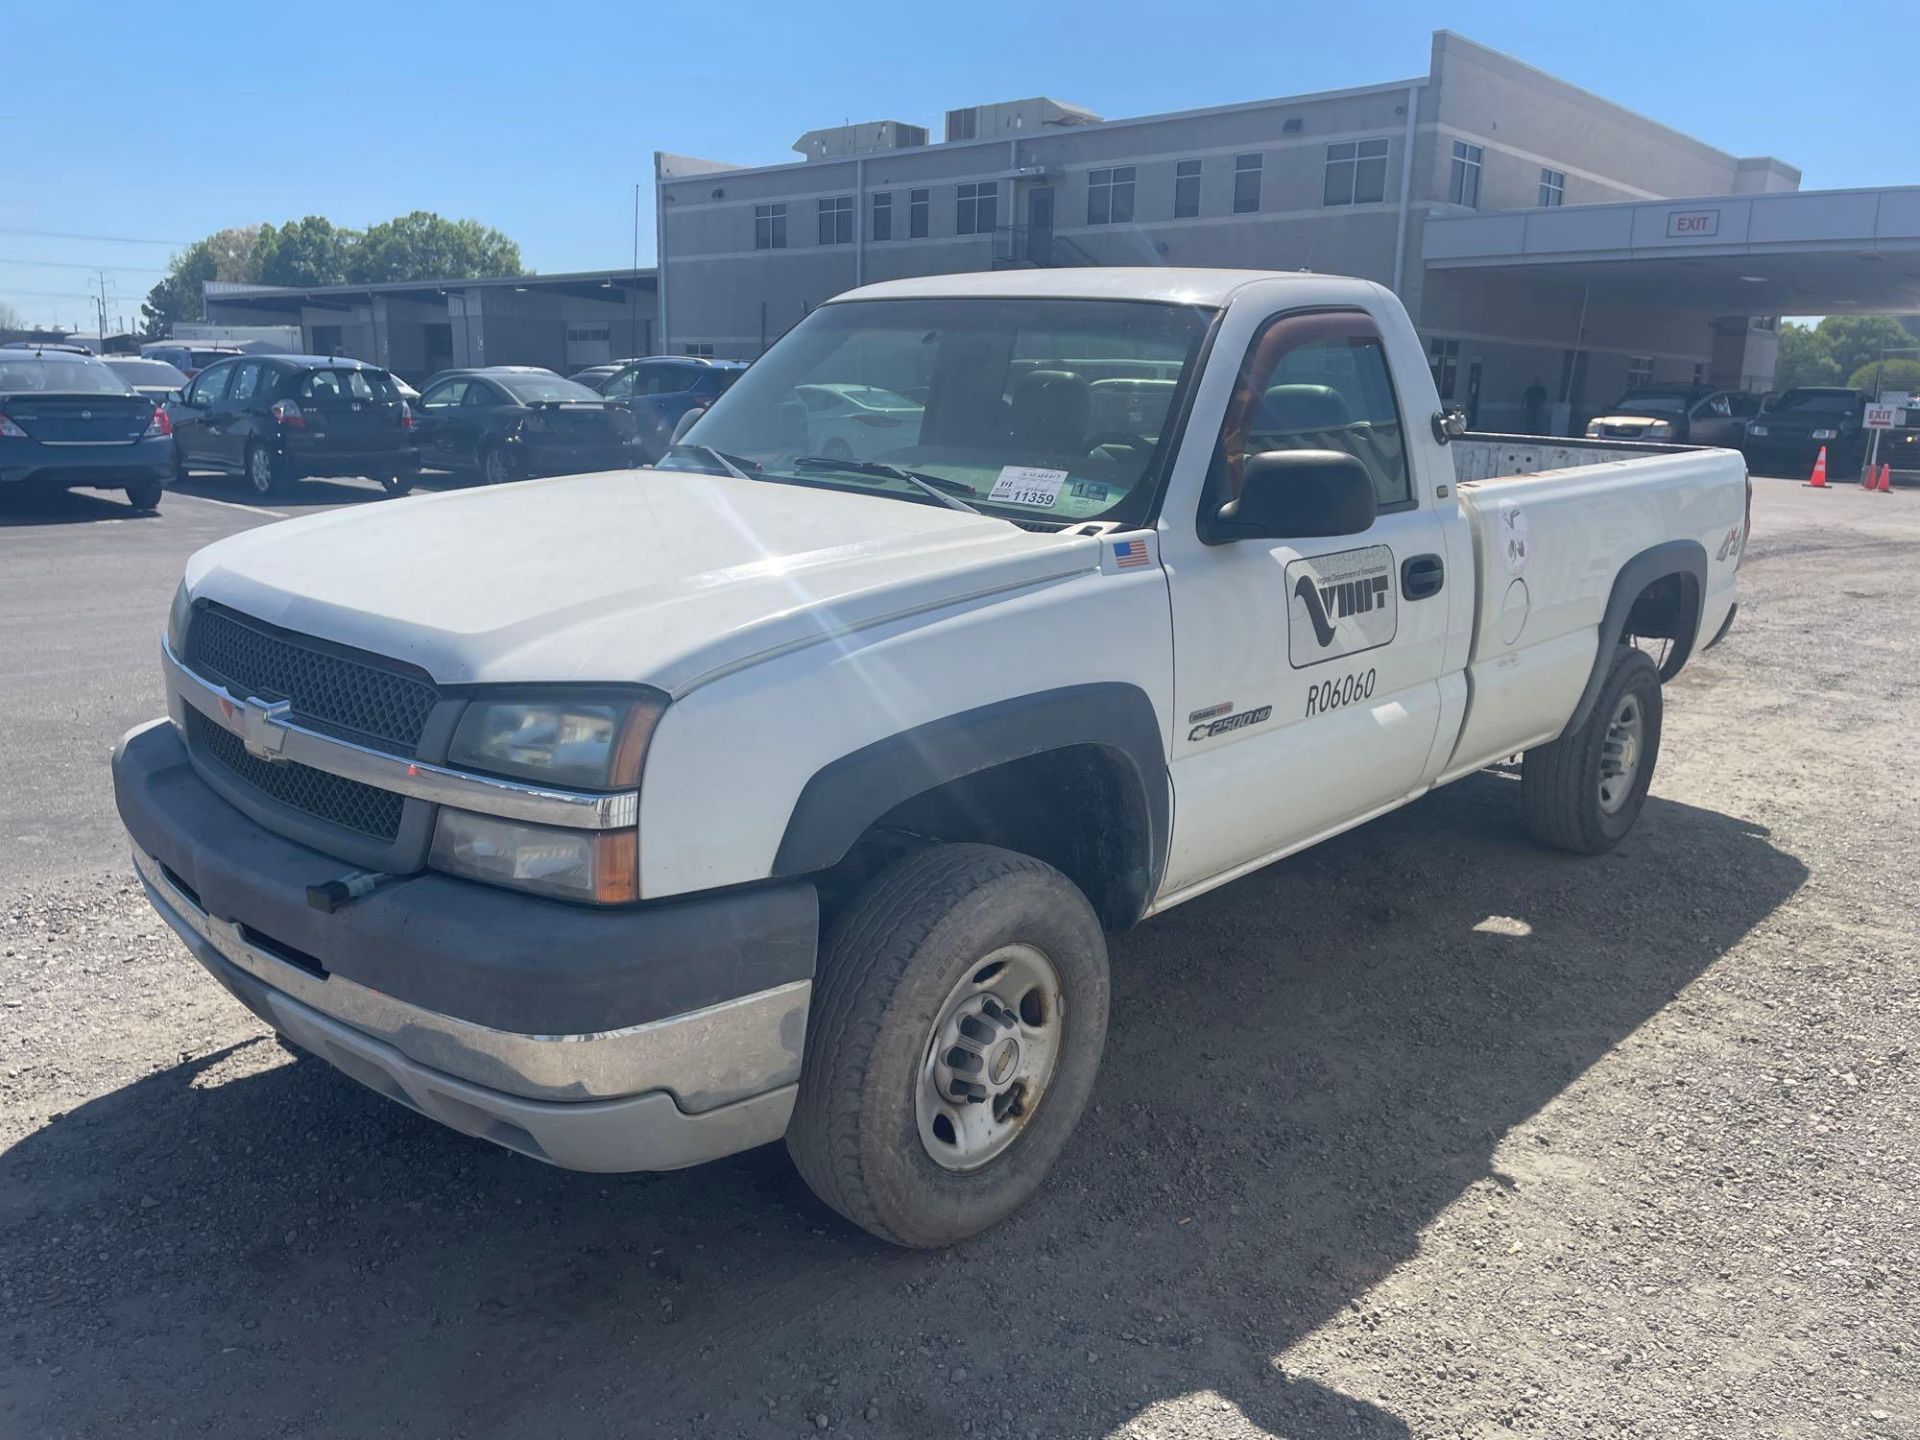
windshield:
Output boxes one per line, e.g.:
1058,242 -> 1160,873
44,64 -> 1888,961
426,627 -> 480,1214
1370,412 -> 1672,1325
108,359 -> 188,386
1771,389 -> 1858,415
667,297 -> 1214,524
1612,394 -> 1689,416
499,374 -> 603,404
0,356 -> 137,396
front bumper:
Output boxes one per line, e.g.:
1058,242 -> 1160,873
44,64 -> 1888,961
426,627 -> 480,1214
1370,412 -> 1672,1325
114,718 -> 817,1172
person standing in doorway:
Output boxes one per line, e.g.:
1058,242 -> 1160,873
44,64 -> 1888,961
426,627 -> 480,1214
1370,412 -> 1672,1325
1523,377 -> 1548,434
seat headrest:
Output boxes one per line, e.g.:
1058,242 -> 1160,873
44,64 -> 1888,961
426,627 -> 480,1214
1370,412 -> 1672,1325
1257,383 -> 1352,433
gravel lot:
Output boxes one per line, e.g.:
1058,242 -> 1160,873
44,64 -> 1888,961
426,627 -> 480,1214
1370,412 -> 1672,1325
1,475 -> 1914,1439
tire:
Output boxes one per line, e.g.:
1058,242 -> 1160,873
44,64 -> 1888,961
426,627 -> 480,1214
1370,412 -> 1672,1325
125,481 -> 163,512
821,437 -> 853,460
1522,644 -> 1663,854
479,444 -> 515,485
378,473 -> 413,498
172,445 -> 188,484
786,843 -> 1110,1249
244,442 -> 285,497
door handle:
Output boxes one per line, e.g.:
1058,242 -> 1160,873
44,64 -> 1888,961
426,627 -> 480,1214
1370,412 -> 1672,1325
1402,553 -> 1445,600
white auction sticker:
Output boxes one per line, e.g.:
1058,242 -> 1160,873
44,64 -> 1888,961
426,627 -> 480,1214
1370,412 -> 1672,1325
988,466 -> 1068,507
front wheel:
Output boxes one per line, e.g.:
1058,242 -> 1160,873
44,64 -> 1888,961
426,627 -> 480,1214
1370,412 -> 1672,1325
377,472 -> 413,498
479,444 -> 515,485
125,481 -> 163,512
1522,644 -> 1663,853
786,843 -> 1110,1248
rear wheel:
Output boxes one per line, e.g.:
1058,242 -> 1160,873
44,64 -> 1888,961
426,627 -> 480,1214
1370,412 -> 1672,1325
245,442 -> 285,496
1522,645 -> 1663,854
786,843 -> 1109,1248
479,444 -> 515,485
125,481 -> 163,512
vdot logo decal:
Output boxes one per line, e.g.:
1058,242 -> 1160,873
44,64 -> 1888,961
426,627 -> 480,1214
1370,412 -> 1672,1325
1285,545 -> 1397,668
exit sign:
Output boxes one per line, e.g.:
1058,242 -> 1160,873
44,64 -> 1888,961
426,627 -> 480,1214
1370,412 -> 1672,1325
1667,210 -> 1721,238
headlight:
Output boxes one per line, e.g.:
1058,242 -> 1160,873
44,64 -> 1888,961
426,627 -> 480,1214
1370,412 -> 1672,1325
1584,421 -> 1602,437
1811,428 -> 1838,440
448,689 -> 664,790
429,811 -> 637,904
1645,421 -> 1673,438
166,580 -> 191,653
1747,424 -> 1768,437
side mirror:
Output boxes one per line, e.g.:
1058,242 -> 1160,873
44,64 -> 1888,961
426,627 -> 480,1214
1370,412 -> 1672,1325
669,404 -> 708,446
1430,408 -> 1467,444
164,389 -> 185,405
1205,450 -> 1378,543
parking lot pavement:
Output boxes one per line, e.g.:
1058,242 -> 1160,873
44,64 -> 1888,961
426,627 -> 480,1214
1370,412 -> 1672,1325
1,477 -> 1915,1439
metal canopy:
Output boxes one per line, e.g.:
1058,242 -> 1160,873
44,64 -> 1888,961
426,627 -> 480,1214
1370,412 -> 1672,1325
1423,187 -> 1920,315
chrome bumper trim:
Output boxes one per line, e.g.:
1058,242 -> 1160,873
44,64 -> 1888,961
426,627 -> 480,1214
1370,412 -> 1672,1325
161,634 -> 637,830
134,847 -> 808,1111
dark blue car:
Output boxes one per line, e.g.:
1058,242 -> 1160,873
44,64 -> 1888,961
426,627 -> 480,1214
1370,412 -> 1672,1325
597,356 -> 747,462
0,349 -> 175,511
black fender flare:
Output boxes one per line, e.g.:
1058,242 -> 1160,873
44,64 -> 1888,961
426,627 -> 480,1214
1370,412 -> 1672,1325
1562,538 -> 1707,738
772,682 -> 1170,905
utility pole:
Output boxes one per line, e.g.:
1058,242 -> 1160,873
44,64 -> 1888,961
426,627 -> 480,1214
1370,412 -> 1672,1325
95,270 -> 109,349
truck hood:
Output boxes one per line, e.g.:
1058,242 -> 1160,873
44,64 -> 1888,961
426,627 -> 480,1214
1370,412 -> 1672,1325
183,468 -> 1101,694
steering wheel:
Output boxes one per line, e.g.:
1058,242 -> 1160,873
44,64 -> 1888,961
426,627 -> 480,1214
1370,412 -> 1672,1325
1082,431 -> 1153,457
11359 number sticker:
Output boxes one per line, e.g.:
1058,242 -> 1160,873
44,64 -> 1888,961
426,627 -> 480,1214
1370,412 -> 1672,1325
1305,668 -> 1376,717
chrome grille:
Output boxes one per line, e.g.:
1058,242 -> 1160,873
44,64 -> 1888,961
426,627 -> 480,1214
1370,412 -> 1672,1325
187,710 -> 404,841
185,606 -> 437,756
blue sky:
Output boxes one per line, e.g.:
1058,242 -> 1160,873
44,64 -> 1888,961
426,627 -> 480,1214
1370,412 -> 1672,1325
0,0 -> 1898,329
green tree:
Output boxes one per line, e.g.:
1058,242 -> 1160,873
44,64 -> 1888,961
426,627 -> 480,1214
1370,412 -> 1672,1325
350,211 -> 523,284
0,299 -> 23,333
139,225 -> 264,336
1814,315 -> 1916,385
256,215 -> 353,287
1772,322 -> 1839,390
1845,356 -> 1920,396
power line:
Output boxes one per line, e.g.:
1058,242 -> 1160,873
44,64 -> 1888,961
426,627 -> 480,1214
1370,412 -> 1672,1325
0,286 -> 125,300
0,256 -> 167,273
0,225 -> 190,246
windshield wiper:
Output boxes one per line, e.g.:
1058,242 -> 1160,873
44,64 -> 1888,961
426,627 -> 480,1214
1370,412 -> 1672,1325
789,455 -> 980,514
663,443 -> 761,480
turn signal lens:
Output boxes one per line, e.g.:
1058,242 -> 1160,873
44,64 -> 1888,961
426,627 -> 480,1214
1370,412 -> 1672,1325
429,811 -> 637,904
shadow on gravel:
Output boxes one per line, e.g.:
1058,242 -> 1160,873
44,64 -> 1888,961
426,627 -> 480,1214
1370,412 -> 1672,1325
0,772 -> 1806,1439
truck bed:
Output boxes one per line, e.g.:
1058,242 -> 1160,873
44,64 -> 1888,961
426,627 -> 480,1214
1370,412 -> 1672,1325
1437,435 -> 1747,782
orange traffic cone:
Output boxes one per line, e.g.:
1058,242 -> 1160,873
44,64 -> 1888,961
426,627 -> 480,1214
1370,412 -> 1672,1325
1804,446 -> 1829,488
1879,462 -> 1894,492
1862,460 -> 1879,489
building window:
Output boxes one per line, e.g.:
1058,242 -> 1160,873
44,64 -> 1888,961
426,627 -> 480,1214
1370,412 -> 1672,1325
566,324 -> 610,343
872,191 -> 892,241
685,343 -> 715,358
908,188 -> 929,238
1174,159 -> 1201,219
1323,139 -> 1390,206
1538,168 -> 1565,207
956,181 -> 998,235
1448,142 -> 1483,208
1428,337 -> 1460,400
754,203 -> 787,250
1233,153 -> 1262,214
1627,355 -> 1655,387
818,195 -> 854,246
1086,166 -> 1136,225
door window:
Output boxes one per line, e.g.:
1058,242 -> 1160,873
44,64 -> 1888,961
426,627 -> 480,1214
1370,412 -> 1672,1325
188,365 -> 232,405
1214,310 -> 1413,513
640,365 -> 696,396
420,379 -> 469,409
302,370 -> 344,399
462,381 -> 498,407
227,363 -> 262,403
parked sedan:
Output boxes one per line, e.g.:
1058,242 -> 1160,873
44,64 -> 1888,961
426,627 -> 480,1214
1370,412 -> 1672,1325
1584,386 -> 1754,446
795,381 -> 925,461
102,355 -> 191,402
1741,387 -> 1872,475
412,367 -> 636,484
140,343 -> 242,379
166,354 -> 420,496
569,358 -> 645,392
0,348 -> 174,510
599,356 -> 747,461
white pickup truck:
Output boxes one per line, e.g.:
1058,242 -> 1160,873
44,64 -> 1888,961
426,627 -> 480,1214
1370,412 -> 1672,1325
114,269 -> 1747,1247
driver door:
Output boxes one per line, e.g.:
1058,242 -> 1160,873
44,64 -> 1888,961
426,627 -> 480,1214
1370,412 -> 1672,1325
1158,307 -> 1453,898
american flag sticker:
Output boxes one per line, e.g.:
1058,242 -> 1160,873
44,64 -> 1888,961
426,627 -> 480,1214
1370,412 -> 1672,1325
1109,537 -> 1151,571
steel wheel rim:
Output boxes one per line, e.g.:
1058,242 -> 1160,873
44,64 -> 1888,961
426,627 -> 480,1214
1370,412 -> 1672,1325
1598,692 -> 1644,814
915,943 -> 1065,1172
248,448 -> 272,492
